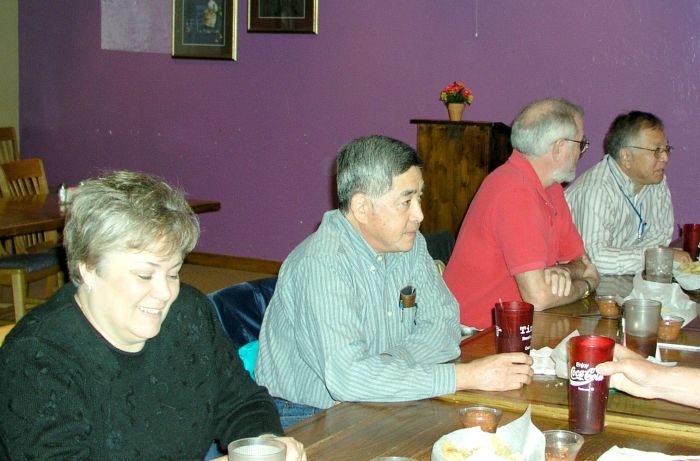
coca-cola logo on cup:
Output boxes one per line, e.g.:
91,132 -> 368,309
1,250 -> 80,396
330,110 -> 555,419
570,361 -> 604,387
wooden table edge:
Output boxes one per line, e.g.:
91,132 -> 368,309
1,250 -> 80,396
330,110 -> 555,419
436,393 -> 700,441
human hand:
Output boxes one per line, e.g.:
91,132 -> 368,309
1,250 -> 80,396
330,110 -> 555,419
673,248 -> 692,264
456,353 -> 533,391
275,436 -> 306,461
596,345 -> 660,399
581,254 -> 600,288
543,266 -> 572,296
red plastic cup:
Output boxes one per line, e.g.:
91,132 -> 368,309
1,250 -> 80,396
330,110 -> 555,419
568,335 -> 615,435
683,223 -> 700,261
494,301 -> 534,354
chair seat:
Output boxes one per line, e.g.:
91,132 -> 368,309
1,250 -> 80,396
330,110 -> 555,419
0,248 -> 63,273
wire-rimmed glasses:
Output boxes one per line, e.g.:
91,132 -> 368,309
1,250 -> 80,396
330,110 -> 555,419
624,144 -> 673,159
564,136 -> 590,156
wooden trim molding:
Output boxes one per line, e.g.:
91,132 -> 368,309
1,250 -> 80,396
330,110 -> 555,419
185,251 -> 281,274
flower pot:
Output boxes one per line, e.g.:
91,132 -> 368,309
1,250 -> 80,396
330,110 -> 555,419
447,103 -> 466,121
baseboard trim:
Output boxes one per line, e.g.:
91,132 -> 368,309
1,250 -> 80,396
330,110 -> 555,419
185,252 -> 282,274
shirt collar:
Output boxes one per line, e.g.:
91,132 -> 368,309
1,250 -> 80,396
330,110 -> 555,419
329,210 -> 384,260
509,150 -> 553,204
605,155 -> 639,196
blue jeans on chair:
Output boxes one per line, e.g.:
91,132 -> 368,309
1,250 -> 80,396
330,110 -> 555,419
274,398 -> 323,430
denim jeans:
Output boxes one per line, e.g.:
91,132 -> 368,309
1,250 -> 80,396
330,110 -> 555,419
274,397 -> 324,430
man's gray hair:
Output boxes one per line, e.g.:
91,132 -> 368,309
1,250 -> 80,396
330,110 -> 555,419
337,135 -> 423,212
64,170 -> 200,284
604,111 -> 664,160
511,97 -> 584,157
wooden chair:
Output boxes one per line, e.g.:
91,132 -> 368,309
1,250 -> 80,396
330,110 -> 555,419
0,158 -> 57,253
0,250 -> 64,322
1,158 -> 49,197
0,158 -> 64,321
0,323 -> 15,346
0,127 -> 19,164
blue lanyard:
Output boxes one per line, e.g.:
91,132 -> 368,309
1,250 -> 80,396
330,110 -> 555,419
606,157 -> 646,239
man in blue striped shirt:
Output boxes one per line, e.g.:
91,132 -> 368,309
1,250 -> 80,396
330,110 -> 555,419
256,135 -> 533,426
566,111 -> 691,274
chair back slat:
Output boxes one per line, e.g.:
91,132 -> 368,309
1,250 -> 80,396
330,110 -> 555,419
0,158 -> 49,198
0,158 -> 56,255
0,127 -> 20,164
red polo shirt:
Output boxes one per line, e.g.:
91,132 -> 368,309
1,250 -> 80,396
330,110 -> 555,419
443,150 -> 584,328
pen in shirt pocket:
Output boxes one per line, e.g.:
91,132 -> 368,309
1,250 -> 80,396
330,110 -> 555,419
399,285 -> 416,323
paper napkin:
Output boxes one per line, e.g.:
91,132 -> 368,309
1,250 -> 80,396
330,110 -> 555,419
598,446 -> 700,460
431,405 -> 544,461
530,330 -> 580,378
625,272 -> 698,325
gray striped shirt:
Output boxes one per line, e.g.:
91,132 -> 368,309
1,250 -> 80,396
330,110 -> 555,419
565,155 -> 673,274
256,210 -> 460,409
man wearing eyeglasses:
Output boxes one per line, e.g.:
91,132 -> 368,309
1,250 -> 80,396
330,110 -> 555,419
565,111 -> 691,275
444,98 -> 600,329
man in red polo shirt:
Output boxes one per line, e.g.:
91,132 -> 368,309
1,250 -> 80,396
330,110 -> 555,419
443,97 -> 600,329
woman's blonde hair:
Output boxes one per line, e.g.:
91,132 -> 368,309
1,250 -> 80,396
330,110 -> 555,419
63,170 -> 200,284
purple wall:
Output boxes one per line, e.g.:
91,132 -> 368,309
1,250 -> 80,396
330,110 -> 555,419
19,1 -> 700,261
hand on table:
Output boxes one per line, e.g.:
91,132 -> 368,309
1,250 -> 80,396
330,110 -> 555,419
276,436 -> 306,461
543,266 -> 572,296
456,353 -> 533,392
217,436 -> 306,461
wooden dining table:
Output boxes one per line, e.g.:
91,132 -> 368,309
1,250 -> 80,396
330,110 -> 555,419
0,193 -> 220,238
286,399 -> 700,460
286,283 -> 700,460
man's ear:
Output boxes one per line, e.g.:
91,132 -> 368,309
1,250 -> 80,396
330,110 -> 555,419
348,193 -> 371,224
618,148 -> 633,168
551,138 -> 566,161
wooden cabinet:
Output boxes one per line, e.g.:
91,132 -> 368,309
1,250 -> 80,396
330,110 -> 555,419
410,120 -> 512,236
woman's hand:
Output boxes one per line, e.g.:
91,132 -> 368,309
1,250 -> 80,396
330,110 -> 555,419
218,436 -> 306,461
275,436 -> 306,461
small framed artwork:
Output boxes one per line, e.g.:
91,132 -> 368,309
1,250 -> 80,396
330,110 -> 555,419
247,0 -> 318,34
172,0 -> 237,60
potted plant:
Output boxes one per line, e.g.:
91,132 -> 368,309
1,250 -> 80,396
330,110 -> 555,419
440,81 -> 474,121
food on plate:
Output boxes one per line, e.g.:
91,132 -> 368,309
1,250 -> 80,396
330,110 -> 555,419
677,261 -> 700,275
441,435 -> 521,461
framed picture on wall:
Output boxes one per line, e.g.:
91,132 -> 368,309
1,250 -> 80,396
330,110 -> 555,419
172,0 -> 237,60
247,0 -> 318,34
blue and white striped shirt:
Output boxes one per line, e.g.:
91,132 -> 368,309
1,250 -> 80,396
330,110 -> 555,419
565,155 -> 674,275
256,210 -> 460,409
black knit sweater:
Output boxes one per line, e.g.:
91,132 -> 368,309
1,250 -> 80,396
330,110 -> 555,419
0,283 -> 282,460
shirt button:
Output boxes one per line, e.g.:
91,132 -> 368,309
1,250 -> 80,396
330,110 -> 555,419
370,265 -> 376,272
377,255 -> 383,262
387,311 -> 393,317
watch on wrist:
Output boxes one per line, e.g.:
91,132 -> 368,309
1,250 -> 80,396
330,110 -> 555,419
581,279 -> 592,299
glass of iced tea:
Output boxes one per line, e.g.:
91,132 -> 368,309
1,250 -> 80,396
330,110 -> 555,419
568,335 -> 615,435
494,301 -> 534,354
622,299 -> 661,358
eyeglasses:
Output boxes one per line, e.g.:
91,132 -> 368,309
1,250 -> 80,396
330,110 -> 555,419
564,136 -> 590,156
623,144 -> 673,159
